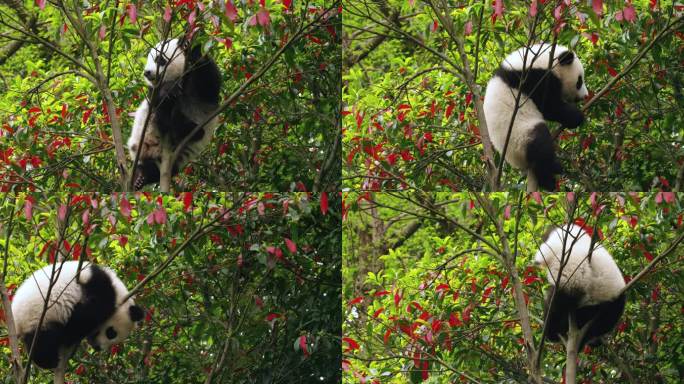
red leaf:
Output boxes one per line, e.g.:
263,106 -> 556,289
462,306 -> 471,323
342,337 -> 360,351
623,4 -> 636,22
644,250 -> 653,262
254,8 -> 271,26
592,0 -> 603,16
187,9 -> 196,26
607,67 -> 618,77
394,291 -> 402,307
35,0 -> 46,10
24,199 -> 33,220
283,0 -> 292,10
492,0 -> 504,22
299,335 -> 309,357
127,4 -> 137,24
373,307 -> 384,318
383,328 -> 392,343
82,107 -> 94,124
448,312 -> 462,327
58,204 -> 67,221
163,5 -> 172,22
374,290 -> 390,297
153,208 -> 167,224
531,192 -> 542,204
320,192 -> 329,215
284,237 -> 297,254
120,197 -> 132,218
481,286 -> 493,303
265,313 -> 281,322
175,0 -> 194,7
182,192 -> 193,212
530,0 -> 538,16
445,102 -> 455,120
629,215 -> 637,228
464,21 -> 472,35
75,364 -> 85,375
225,1 -> 238,22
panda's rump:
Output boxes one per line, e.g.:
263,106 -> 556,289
484,77 -> 545,169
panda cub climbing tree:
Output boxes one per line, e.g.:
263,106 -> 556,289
534,223 -> 626,350
128,38 -> 222,189
11,261 -> 143,372
484,43 -> 589,191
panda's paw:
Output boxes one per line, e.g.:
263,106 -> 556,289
562,108 -> 585,129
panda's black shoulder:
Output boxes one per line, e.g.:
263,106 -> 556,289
80,265 -> 115,299
494,66 -> 560,94
184,45 -> 222,106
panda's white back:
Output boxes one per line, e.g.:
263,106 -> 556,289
484,76 -> 545,169
501,43 -> 560,72
534,224 -> 625,306
11,261 -> 93,335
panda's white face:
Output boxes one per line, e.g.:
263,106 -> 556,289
88,301 -> 144,351
143,39 -> 186,87
553,50 -> 589,103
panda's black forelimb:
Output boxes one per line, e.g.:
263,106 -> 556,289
543,287 -> 580,344
552,103 -> 585,129
575,293 -> 626,348
63,266 -> 117,345
150,43 -> 220,156
544,287 -> 627,351
495,66 -> 585,129
526,123 -> 562,191
185,45 -> 222,106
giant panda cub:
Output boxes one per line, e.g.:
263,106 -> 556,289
484,43 -> 589,190
127,38 -> 222,189
534,223 -> 626,350
11,261 -> 144,370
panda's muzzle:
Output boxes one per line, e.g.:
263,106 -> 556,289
87,334 -> 101,351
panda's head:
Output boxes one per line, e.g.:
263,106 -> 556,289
87,300 -> 144,352
143,39 -> 187,86
551,48 -> 589,103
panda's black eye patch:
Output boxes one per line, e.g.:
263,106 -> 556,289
155,56 -> 168,66
576,75 -> 583,90
106,326 -> 117,340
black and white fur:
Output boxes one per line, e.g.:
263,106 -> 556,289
11,261 -> 143,373
127,38 -> 221,189
534,224 -> 626,349
484,43 -> 589,190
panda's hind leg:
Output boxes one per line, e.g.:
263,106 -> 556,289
526,122 -> 562,191
576,294 -> 627,349
543,287 -> 578,343
22,323 -> 64,369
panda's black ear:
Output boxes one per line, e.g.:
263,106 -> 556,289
129,305 -> 145,322
558,51 -> 575,66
